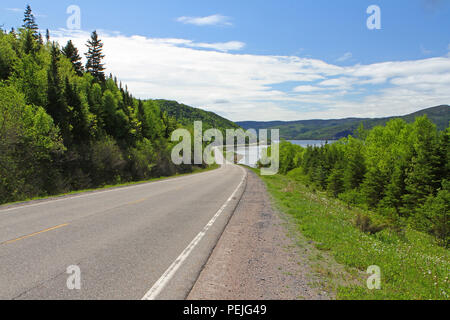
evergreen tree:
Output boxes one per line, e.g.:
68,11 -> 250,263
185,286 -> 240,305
63,40 -> 84,76
137,100 -> 147,138
361,168 -> 386,208
402,116 -> 441,215
327,164 -> 345,198
85,31 -> 105,81
65,78 -> 90,144
23,29 -> 36,55
23,5 -> 38,39
343,137 -> 366,191
382,163 -> 407,214
47,43 -> 70,142
46,29 -> 50,43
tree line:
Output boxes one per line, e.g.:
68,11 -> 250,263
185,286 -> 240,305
264,116 -> 449,247
0,5 -> 199,205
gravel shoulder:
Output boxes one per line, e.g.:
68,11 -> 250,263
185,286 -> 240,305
188,168 -> 330,300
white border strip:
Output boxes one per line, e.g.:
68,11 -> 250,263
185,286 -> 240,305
141,165 -> 247,300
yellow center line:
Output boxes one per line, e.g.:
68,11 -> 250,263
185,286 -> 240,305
127,198 -> 148,206
1,223 -> 69,245
126,187 -> 183,206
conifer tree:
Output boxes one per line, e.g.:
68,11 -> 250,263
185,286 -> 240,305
85,31 -> 105,81
23,29 -> 36,54
63,40 -> 84,76
402,116 -> 442,214
23,5 -> 38,38
47,43 -> 70,142
65,78 -> 90,143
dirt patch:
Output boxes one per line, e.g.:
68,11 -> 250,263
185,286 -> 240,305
188,169 -> 331,300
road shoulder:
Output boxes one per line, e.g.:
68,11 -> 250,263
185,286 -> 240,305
188,168 -> 330,300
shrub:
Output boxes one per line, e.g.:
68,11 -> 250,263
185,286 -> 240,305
355,213 -> 386,235
90,136 -> 126,185
414,181 -> 449,247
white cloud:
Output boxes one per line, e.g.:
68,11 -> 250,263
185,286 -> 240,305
421,44 -> 432,55
336,52 -> 352,62
293,85 -> 323,92
6,7 -> 47,17
51,29 -> 450,121
6,8 -> 22,13
185,40 -> 245,52
176,14 -> 232,26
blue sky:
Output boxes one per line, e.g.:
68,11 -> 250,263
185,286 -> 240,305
1,0 -> 450,121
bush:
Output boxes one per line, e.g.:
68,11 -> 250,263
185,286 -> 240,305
414,181 -> 449,247
355,213 -> 387,235
128,139 -> 156,180
338,189 -> 363,209
90,136 -> 126,185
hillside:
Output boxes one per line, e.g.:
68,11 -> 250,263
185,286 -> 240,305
1,10 -> 235,205
237,105 -> 450,140
155,100 -> 240,132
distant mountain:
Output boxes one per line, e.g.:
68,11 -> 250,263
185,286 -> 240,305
154,100 -> 240,132
237,105 -> 450,140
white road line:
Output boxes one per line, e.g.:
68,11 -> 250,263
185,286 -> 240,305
141,165 -> 247,300
0,167 -> 221,214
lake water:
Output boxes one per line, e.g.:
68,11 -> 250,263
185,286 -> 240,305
234,140 -> 336,168
288,140 -> 336,148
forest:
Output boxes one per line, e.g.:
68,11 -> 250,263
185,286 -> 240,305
156,99 -> 240,134
263,117 -> 449,247
0,6 -> 213,205
238,105 -> 450,140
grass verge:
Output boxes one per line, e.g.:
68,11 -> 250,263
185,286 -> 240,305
253,168 -> 449,300
0,164 -> 220,209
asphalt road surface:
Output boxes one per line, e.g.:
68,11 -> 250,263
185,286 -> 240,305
0,156 -> 247,300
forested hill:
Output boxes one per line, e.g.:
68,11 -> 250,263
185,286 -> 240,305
155,100 -> 240,132
238,105 -> 450,140
0,6 -> 234,205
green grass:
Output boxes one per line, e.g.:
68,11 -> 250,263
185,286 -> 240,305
253,169 -> 450,300
0,164 -> 220,208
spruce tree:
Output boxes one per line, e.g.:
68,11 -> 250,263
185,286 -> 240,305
63,40 -> 84,76
23,5 -> 39,39
65,78 -> 90,144
46,29 -> 50,43
85,31 -> 105,81
47,43 -> 70,142
402,116 -> 441,215
23,29 -> 36,54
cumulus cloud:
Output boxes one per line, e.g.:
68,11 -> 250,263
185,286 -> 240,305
176,14 -> 232,26
51,29 -> 450,121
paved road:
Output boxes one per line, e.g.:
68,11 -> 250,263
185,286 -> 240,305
0,158 -> 247,300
